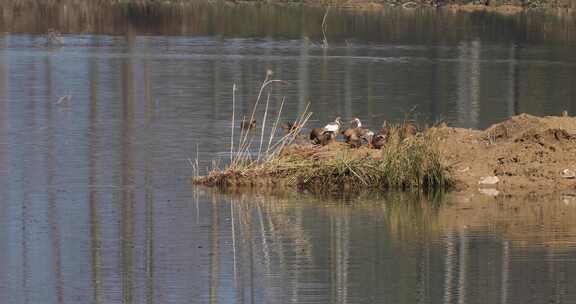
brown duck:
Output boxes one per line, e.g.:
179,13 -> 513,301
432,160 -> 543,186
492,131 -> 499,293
46,29 -> 64,46
240,118 -> 257,130
280,121 -> 300,134
401,123 -> 417,138
372,120 -> 390,149
343,118 -> 374,148
310,116 -> 341,145
310,127 -> 324,144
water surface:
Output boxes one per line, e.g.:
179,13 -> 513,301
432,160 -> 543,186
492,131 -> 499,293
1,3 -> 576,303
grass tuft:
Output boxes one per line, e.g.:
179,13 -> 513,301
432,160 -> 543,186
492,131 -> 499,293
194,123 -> 452,193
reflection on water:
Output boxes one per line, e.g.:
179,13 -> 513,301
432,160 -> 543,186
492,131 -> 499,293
5,186 -> 576,303
1,3 -> 576,304
2,2 -> 576,44
202,191 -> 576,304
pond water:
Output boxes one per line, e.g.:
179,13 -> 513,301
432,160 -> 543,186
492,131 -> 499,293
1,2 -> 576,303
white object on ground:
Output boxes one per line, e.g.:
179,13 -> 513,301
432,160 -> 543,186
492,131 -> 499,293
479,176 -> 500,185
478,188 -> 500,196
561,169 -> 576,179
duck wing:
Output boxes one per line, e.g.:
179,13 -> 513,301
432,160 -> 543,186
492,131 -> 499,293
324,123 -> 339,133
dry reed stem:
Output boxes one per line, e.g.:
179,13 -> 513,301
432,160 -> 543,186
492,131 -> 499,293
231,83 -> 236,161
233,72 -> 286,168
266,97 -> 285,156
321,6 -> 330,48
265,103 -> 311,159
231,199 -> 238,282
257,91 -> 271,162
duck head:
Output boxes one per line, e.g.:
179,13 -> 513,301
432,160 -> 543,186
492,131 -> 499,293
280,122 -> 293,131
46,29 -> 64,45
349,117 -> 362,128
281,122 -> 300,134
241,118 -> 257,130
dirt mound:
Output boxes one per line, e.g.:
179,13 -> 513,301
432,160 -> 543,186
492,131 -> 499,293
436,114 -> 576,195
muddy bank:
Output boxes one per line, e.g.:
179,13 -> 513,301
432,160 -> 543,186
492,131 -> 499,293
195,113 -> 576,196
436,113 -> 576,196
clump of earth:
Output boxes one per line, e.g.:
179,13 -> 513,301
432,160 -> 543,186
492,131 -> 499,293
434,113 -> 576,195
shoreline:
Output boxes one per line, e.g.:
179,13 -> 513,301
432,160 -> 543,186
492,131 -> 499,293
4,0 -> 575,12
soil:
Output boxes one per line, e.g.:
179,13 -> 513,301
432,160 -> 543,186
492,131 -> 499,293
434,113 -> 576,196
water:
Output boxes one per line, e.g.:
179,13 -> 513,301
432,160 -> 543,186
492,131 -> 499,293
1,3 -> 576,303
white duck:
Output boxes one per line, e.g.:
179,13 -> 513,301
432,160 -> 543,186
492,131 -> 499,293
348,117 -> 374,146
323,116 -> 341,133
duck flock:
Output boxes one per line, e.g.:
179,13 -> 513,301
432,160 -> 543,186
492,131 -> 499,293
241,116 -> 417,149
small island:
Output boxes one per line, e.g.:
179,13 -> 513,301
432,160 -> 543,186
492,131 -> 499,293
194,112 -> 576,196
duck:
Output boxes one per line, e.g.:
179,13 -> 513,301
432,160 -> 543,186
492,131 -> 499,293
372,120 -> 390,149
342,118 -> 374,148
360,129 -> 375,146
310,127 -> 336,146
401,123 -> 417,138
309,117 -> 341,146
318,116 -> 341,145
46,29 -> 64,46
350,117 -> 362,129
240,118 -> 257,130
310,127 -> 326,144
322,116 -> 341,137
280,121 -> 300,134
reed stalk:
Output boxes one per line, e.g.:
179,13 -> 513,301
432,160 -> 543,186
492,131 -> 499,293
257,91 -> 271,162
231,199 -> 238,283
321,6 -> 330,49
266,97 -> 285,157
232,70 -> 286,168
231,83 -> 236,162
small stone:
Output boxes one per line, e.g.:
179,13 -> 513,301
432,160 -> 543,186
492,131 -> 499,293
478,188 -> 500,196
458,166 -> 471,173
561,169 -> 576,179
563,193 -> 576,205
479,176 -> 500,185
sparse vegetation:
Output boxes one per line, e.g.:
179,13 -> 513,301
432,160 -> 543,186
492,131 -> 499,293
193,119 -> 453,193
